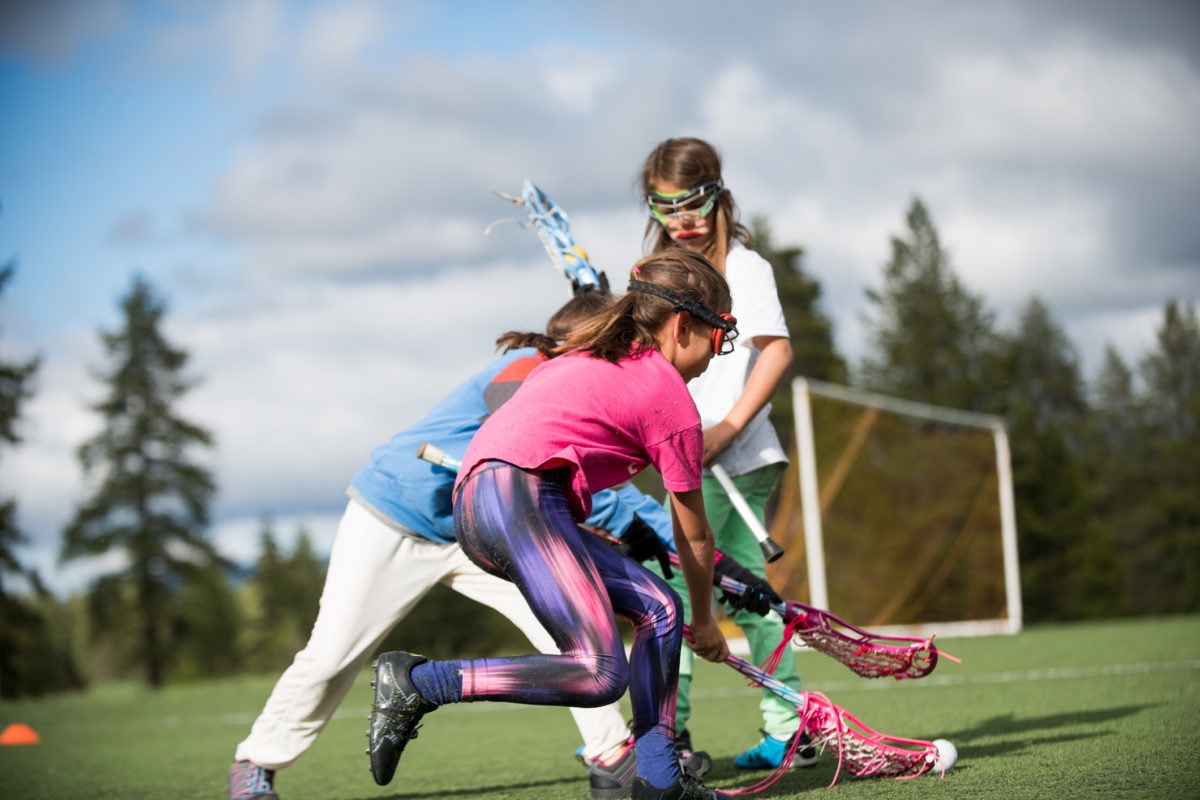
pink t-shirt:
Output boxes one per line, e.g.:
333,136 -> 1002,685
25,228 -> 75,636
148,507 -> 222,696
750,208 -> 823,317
457,348 -> 703,520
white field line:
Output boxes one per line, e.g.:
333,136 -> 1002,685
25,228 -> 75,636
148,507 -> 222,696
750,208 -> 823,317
205,658 -> 1200,726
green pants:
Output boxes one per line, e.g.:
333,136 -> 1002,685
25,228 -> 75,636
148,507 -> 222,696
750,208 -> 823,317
656,463 -> 801,739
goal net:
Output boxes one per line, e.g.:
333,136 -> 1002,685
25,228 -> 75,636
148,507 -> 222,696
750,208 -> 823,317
765,378 -> 1022,638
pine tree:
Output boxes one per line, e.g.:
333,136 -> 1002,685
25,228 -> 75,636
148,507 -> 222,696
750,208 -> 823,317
1083,346 -> 1144,616
859,198 -> 997,410
1132,301 -> 1200,612
61,275 -> 217,688
998,298 -> 1124,620
0,263 -> 62,698
0,264 -> 40,593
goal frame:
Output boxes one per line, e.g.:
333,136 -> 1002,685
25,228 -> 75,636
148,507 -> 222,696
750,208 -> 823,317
792,377 -> 1023,637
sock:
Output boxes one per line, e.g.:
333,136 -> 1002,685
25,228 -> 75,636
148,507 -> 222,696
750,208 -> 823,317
635,732 -> 680,789
409,660 -> 462,705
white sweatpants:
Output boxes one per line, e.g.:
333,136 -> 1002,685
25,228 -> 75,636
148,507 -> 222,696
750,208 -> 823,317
235,498 -> 631,769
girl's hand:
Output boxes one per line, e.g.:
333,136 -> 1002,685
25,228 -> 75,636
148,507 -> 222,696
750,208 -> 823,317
702,421 -> 739,463
688,616 -> 730,663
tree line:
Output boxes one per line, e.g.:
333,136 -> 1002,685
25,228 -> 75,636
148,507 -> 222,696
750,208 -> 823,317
1,197 -> 1196,696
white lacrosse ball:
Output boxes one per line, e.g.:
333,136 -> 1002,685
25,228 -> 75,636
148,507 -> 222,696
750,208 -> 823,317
931,738 -> 958,772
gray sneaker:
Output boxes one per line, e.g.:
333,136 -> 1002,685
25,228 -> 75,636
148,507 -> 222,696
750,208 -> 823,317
227,760 -> 278,800
366,651 -> 438,786
673,729 -> 713,779
586,739 -> 638,799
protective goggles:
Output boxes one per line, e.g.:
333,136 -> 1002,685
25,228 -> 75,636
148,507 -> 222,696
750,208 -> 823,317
628,279 -> 739,355
646,180 -> 723,225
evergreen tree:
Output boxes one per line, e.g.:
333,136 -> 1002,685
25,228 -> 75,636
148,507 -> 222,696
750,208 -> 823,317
998,298 -> 1124,620
285,525 -> 324,636
1131,301 -> 1200,612
1083,346 -> 1144,616
0,263 -> 74,697
858,198 -> 997,410
174,557 -> 243,679
61,275 -> 217,688
0,263 -> 40,593
247,519 -> 325,670
749,217 -> 846,451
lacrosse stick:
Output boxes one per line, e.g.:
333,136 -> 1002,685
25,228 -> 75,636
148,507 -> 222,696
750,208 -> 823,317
484,179 -> 609,296
709,463 -> 784,563
703,556 -> 952,681
684,627 -> 955,794
417,442 -> 951,680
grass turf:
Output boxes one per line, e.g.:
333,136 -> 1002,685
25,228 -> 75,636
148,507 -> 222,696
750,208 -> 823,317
0,615 -> 1196,799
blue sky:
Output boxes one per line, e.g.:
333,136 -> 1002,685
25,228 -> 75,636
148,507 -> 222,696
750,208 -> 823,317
2,0 -> 1198,594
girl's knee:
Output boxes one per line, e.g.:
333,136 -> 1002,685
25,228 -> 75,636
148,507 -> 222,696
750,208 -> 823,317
583,653 -> 629,705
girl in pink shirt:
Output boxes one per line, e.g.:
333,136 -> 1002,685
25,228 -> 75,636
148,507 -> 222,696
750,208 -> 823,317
368,249 -> 740,800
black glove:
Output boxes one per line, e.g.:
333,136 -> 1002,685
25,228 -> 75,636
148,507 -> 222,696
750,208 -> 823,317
713,556 -> 781,616
615,515 -> 673,579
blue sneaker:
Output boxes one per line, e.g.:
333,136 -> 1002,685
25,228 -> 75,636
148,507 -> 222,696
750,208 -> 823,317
733,730 -> 818,770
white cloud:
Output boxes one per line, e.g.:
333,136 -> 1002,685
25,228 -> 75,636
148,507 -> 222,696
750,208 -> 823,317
296,1 -> 392,80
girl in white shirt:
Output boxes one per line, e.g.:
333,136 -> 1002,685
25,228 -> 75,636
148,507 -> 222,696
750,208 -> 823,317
639,136 -> 816,772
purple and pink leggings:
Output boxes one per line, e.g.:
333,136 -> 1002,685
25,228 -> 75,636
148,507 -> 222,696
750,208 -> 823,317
442,461 -> 683,741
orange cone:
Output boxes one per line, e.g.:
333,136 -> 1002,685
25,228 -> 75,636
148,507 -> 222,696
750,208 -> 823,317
0,723 -> 40,745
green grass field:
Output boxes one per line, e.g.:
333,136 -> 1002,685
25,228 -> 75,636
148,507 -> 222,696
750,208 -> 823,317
1,615 -> 1197,800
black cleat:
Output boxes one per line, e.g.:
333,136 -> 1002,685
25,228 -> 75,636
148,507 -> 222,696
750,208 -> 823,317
367,651 -> 438,786
631,774 -> 733,800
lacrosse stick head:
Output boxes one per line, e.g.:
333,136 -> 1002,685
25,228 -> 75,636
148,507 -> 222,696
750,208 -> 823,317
520,180 -> 608,294
783,601 -> 942,680
798,691 -> 943,782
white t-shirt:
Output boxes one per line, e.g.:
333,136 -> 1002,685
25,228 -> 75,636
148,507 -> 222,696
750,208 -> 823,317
688,240 -> 790,477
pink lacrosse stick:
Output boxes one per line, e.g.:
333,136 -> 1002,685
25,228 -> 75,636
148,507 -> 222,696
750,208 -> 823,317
684,627 -> 954,796
692,555 -> 959,680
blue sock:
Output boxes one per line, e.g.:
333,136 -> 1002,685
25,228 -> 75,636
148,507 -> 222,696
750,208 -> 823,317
409,660 -> 463,705
635,732 -> 680,789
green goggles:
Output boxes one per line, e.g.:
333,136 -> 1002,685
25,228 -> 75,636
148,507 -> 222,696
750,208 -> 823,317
646,180 -> 723,225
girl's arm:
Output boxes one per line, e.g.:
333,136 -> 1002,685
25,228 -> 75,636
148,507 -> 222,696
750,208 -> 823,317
668,487 -> 729,663
702,334 -> 793,462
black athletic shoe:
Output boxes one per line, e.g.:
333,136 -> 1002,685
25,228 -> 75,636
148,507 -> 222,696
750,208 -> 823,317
673,729 -> 713,779
631,774 -> 733,800
794,731 -> 820,767
366,651 -> 438,786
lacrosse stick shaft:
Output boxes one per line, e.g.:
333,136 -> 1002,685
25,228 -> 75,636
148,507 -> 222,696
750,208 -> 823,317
709,463 -> 784,563
416,442 -> 462,472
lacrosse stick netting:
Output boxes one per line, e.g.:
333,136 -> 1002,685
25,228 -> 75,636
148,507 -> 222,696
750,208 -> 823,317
759,599 -> 958,680
692,554 -> 958,680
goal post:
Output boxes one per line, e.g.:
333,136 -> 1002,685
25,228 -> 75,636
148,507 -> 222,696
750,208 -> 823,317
766,377 -> 1022,638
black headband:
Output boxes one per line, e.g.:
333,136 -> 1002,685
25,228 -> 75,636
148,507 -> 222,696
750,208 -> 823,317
627,279 -> 736,336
